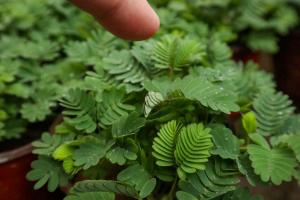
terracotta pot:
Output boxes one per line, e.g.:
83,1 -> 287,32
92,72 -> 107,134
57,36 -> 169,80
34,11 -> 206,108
0,143 -> 51,200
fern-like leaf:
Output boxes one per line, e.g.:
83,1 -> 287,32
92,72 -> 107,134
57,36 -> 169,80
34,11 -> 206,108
144,76 -> 240,114
102,50 -> 149,92
70,180 -> 138,198
98,88 -> 135,128
144,91 -> 164,117
175,123 -> 213,176
60,89 -> 97,133
152,120 -> 182,167
177,158 -> 240,200
253,91 -> 294,136
71,164 -> 156,199
152,36 -> 204,69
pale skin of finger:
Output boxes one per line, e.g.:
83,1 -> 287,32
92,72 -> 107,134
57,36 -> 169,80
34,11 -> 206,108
71,0 -> 160,40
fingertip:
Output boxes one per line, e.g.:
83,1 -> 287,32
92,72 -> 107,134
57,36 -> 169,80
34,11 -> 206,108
96,0 -> 160,40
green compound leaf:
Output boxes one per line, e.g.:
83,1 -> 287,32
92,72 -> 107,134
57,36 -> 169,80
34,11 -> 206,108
283,135 -> 300,162
21,101 -> 56,122
253,91 -> 295,136
112,112 -> 146,138
102,49 -> 149,92
73,140 -> 115,169
106,147 -> 137,165
60,88 -> 97,134
152,120 -> 182,167
70,180 -> 138,199
177,158 -> 240,200
144,76 -> 239,114
271,134 -> 300,162
32,132 -> 74,156
210,124 -> 240,159
152,35 -> 203,69
144,91 -> 164,117
278,114 -> 300,135
175,123 -> 213,176
71,164 -> 156,199
117,164 -> 157,198
64,192 -> 115,200
98,88 -> 136,128
247,144 -> 297,185
26,156 -> 70,192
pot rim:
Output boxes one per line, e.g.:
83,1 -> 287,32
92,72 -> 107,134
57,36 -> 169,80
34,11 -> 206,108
0,142 -> 33,164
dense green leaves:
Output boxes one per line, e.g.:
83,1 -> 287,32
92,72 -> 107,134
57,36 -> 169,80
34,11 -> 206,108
18,0 -> 300,199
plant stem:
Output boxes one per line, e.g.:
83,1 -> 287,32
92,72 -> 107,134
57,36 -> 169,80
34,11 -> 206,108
169,66 -> 174,80
166,177 -> 178,200
240,146 -> 247,152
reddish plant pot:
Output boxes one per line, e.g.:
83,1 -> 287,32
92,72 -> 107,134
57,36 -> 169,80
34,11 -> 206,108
0,143 -> 50,200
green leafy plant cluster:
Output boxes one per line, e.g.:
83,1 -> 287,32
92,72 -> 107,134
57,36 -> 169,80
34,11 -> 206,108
0,0 -> 296,199
0,0 -> 107,141
152,0 -> 299,53
26,15 -> 300,199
